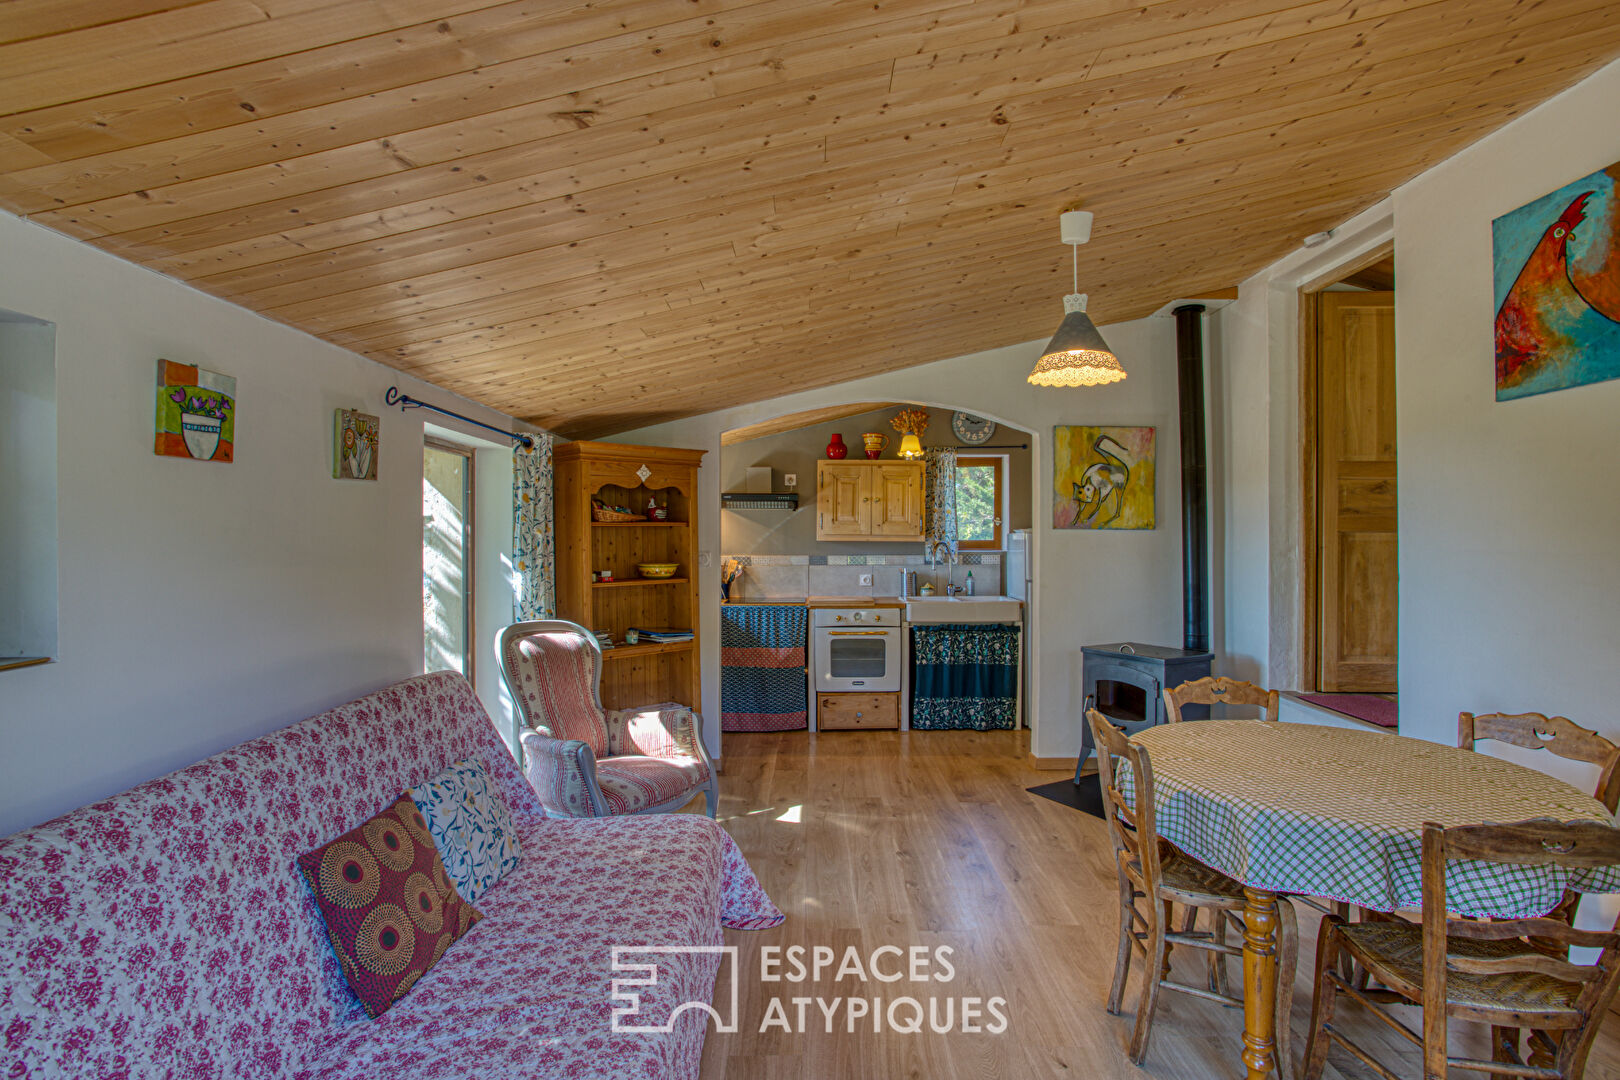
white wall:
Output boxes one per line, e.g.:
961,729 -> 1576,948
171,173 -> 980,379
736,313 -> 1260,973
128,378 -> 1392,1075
1393,58 -> 1620,758
0,211 -> 525,837
1216,56 -> 1620,754
618,315 -> 1196,761
1211,201 -> 1395,689
0,314 -> 59,660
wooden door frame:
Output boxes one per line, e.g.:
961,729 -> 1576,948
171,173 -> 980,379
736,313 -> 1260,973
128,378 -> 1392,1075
1297,239 -> 1393,693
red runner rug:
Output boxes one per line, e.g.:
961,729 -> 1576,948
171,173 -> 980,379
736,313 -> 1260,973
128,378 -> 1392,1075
1297,693 -> 1397,729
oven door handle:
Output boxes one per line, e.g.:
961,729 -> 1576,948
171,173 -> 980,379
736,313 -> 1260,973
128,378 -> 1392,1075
824,630 -> 894,636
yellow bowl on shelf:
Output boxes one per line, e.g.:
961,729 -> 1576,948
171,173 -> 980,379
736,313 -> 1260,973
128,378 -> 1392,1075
637,563 -> 679,579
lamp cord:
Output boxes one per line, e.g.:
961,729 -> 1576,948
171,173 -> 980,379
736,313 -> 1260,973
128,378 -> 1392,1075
1072,242 -> 1078,295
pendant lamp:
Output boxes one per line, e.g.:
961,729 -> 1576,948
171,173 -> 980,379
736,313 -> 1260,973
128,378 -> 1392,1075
1027,211 -> 1124,387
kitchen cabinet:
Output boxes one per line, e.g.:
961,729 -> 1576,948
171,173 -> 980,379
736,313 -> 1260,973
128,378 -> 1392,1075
817,692 -> 900,731
814,460 -> 924,542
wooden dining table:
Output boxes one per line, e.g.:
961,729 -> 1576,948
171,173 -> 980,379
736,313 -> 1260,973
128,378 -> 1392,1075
1123,719 -> 1620,1080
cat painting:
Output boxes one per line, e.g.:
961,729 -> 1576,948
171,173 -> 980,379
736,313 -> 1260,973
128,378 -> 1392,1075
1053,425 -> 1155,530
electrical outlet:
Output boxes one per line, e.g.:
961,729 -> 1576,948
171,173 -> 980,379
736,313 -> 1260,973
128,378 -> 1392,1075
859,573 -> 873,587
783,473 -> 797,489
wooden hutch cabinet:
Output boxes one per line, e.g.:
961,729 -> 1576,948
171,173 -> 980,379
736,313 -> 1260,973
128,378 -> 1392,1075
553,441 -> 705,711
815,460 -> 925,541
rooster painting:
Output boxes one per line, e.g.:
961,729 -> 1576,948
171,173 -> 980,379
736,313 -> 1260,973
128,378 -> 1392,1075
1493,162 -> 1620,400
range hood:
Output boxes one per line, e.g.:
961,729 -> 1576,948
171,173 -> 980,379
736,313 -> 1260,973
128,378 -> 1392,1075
721,491 -> 799,510
722,465 -> 799,510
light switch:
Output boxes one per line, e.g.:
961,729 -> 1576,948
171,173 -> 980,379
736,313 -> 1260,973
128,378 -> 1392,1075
698,551 -> 712,567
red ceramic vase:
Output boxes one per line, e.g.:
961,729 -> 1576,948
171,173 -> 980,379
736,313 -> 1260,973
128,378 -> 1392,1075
826,433 -> 848,459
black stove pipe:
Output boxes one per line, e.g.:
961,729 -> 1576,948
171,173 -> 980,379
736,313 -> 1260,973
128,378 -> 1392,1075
1174,304 -> 1209,654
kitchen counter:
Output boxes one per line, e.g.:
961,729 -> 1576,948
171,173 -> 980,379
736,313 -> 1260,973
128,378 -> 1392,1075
724,596 -> 908,608
805,595 -> 906,608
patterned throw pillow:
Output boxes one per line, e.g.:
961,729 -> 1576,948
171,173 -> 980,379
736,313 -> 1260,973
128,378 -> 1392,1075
410,758 -> 522,903
297,794 -> 482,1018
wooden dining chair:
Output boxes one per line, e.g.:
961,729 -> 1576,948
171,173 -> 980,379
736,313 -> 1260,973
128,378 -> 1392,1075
1164,675 -> 1280,724
1164,677 -> 1354,931
1458,712 -> 1620,813
1303,819 -> 1620,1080
1457,709 -> 1620,1055
1088,708 -> 1300,1076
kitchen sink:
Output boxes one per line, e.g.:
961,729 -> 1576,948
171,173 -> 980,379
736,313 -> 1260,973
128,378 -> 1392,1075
904,595 -> 1023,624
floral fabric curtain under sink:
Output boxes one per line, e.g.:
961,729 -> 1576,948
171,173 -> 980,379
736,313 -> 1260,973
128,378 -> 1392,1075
910,623 -> 1020,730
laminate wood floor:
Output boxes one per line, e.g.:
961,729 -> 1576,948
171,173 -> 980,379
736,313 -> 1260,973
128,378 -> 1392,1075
693,729 -> 1620,1080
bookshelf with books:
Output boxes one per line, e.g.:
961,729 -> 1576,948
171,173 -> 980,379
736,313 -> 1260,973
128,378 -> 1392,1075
553,441 -> 705,711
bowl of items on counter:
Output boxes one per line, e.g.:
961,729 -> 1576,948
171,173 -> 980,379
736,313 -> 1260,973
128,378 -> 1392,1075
636,562 -> 680,579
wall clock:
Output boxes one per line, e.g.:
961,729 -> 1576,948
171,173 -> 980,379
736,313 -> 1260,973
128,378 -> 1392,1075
951,412 -> 997,445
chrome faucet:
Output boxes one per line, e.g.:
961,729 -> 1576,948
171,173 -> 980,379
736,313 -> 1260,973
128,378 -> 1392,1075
927,540 -> 957,595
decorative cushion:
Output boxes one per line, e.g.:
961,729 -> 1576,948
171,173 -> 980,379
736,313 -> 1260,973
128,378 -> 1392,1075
297,794 -> 482,1017
506,630 -> 610,755
594,755 -> 711,815
410,757 -> 522,902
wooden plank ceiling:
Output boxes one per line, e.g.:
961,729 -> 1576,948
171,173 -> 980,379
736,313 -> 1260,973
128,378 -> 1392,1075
3,1 -> 1617,439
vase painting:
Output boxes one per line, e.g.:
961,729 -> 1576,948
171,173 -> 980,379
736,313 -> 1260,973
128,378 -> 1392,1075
1494,160 -> 1620,400
155,360 -> 235,462
334,409 -> 379,480
1052,425 -> 1155,530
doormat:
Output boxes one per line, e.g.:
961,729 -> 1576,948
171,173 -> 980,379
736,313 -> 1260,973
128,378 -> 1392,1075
1028,774 -> 1103,819
1297,693 -> 1398,729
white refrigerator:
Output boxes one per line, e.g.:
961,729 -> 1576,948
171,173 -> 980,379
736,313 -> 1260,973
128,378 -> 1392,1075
1005,530 -> 1031,727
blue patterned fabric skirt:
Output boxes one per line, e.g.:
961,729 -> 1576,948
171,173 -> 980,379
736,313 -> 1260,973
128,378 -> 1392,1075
910,623 -> 1020,731
721,605 -> 808,732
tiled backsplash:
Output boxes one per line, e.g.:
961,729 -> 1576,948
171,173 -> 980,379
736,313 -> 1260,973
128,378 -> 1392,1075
725,552 -> 1002,599
727,553 -> 1002,566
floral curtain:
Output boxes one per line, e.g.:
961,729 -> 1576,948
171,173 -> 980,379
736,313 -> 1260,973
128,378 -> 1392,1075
513,434 -> 555,621
910,623 -> 1020,730
923,446 -> 958,553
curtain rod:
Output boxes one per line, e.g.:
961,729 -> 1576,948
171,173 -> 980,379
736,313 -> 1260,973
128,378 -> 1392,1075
963,443 -> 1029,450
385,387 -> 535,449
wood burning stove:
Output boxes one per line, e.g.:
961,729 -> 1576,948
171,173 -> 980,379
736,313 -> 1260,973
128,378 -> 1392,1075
1075,642 -> 1213,782
1071,306 -> 1219,784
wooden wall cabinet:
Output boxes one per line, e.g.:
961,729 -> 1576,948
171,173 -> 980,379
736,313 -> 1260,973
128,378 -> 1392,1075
554,441 -> 706,711
815,460 -> 925,542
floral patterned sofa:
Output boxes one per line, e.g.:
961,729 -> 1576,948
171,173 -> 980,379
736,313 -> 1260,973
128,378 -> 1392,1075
0,672 -> 780,1080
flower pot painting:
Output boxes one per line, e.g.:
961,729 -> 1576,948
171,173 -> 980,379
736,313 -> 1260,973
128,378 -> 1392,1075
1494,160 -> 1620,400
155,360 -> 235,462
334,409 -> 380,480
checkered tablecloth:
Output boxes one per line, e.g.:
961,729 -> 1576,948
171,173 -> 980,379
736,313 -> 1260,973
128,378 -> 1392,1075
1119,720 -> 1620,919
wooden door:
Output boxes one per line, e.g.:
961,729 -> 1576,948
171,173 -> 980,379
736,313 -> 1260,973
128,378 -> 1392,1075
871,463 -> 923,538
817,462 -> 870,538
1317,291 -> 1398,692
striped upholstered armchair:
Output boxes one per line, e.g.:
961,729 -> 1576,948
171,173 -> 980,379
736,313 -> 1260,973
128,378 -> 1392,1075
495,619 -> 718,818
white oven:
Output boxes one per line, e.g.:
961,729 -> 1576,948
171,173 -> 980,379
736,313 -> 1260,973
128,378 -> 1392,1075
811,608 -> 903,693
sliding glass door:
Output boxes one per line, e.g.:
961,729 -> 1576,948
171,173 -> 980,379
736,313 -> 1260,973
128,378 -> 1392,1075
423,438 -> 475,679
